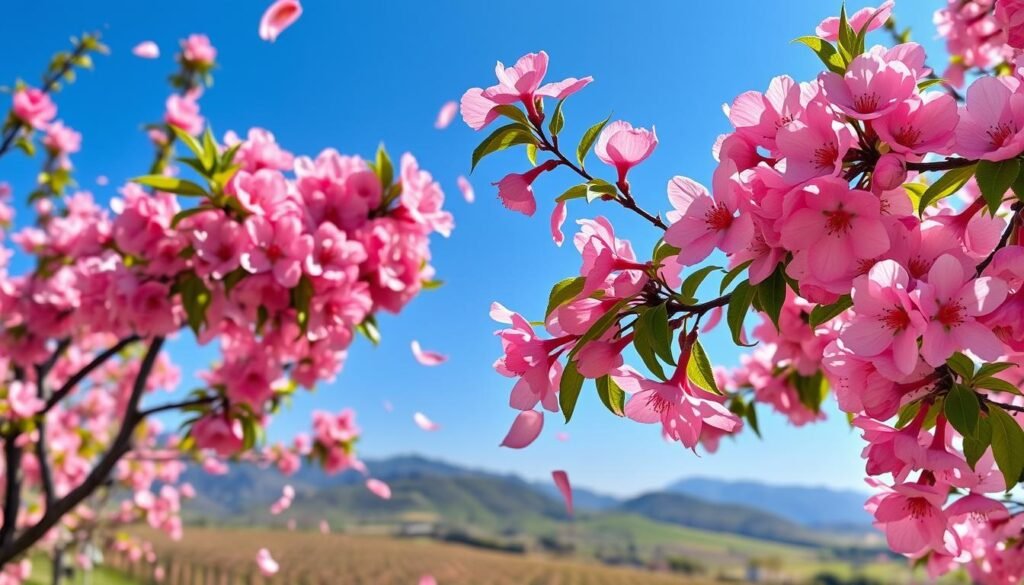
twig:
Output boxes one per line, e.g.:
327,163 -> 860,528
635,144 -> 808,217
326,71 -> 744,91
43,335 -> 140,413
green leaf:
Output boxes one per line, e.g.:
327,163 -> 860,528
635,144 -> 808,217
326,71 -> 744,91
132,175 -> 208,196
975,159 -> 1020,214
680,266 -> 722,303
720,260 -> 753,294
596,375 -> 625,417
917,78 -> 946,91
374,143 -> 394,190
291,275 -> 315,336
567,298 -> 629,360
557,184 -> 588,202
576,115 -> 610,168
526,143 -> 538,167
894,401 -> 922,429
549,98 -> 566,137
653,240 -> 682,266
200,127 -> 217,171
687,339 -> 721,395
546,276 -> 585,318
177,273 -> 211,334
792,36 -> 845,74
918,164 -> 978,214
975,377 -> 1022,395
585,179 -> 617,203
837,4 -> 858,64
170,206 -> 212,228
756,264 -> 788,331
471,123 -> 537,171
493,104 -> 532,128
421,279 -> 444,290
976,362 -> 1017,380
945,384 -> 980,437
988,406 -> 1024,491
946,353 -> 976,382
356,315 -> 381,345
809,295 -> 853,326
168,125 -> 204,160
903,182 -> 926,210
746,402 -> 762,438
792,371 -> 828,414
559,361 -> 585,422
964,416 -> 992,470
726,280 -> 757,347
634,306 -> 669,380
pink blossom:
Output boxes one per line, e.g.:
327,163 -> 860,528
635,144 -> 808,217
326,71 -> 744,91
872,153 -> 907,191
873,482 -> 954,556
241,215 -> 313,288
551,470 -> 573,517
997,0 -> 1024,49
816,1 -> 894,41
304,222 -> 365,281
399,153 -> 454,237
411,340 -> 447,366
955,76 -> 1024,161
460,51 -> 592,130
255,548 -> 279,577
7,381 -> 42,420
595,121 -> 658,184
875,92 -> 959,155
728,75 -> 815,150
500,410 -> 544,449
664,172 -> 753,266
820,52 -> 916,121
164,91 -> 204,136
457,176 -> 474,203
779,177 -> 890,285
413,412 -> 440,432
132,41 -> 160,59
191,213 -> 250,279
180,34 -> 216,67
259,0 -> 303,42
365,478 -> 392,500
492,160 -> 559,216
916,254 -> 1008,366
841,261 -> 928,376
434,101 -> 457,129
42,121 -> 81,155
776,99 -> 854,185
12,87 -> 56,129
191,416 -> 244,458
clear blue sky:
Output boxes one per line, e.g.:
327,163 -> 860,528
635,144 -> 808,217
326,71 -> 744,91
0,1 -> 945,497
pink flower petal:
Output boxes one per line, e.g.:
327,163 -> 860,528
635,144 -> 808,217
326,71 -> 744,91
550,200 -> 567,246
500,410 -> 544,449
95,175 -> 109,186
132,41 -> 160,59
411,340 -> 447,366
551,470 -> 573,517
555,432 -> 570,442
255,549 -> 279,577
365,478 -> 392,500
259,0 -> 303,42
457,175 -> 474,203
435,101 -> 458,129
414,412 -> 440,432
419,576 -> 437,585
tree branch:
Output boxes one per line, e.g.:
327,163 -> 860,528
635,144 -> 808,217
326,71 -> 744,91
0,336 -> 164,566
905,158 -> 977,172
43,335 -> 140,413
137,395 -> 216,419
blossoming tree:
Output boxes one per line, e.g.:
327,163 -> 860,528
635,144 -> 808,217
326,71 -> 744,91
0,31 -> 450,583
466,1 -> 1024,582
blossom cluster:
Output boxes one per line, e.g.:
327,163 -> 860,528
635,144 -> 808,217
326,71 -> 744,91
465,1 -> 1024,581
0,31 -> 449,580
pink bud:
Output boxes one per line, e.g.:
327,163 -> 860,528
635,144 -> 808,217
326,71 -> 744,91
873,153 -> 907,191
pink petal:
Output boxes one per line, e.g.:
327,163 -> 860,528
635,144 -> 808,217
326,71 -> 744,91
555,432 -> 570,442
701,306 -> 723,333
551,470 -> 573,517
132,41 -> 160,59
419,576 -> 437,585
500,410 -> 544,449
255,549 -> 279,577
457,175 -> 474,203
413,412 -> 440,432
365,478 -> 392,500
435,101 -> 458,130
95,175 -> 109,186
411,340 -> 447,366
550,200 -> 567,246
259,0 -> 303,42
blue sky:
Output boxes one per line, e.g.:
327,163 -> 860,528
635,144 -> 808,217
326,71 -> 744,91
0,1 -> 947,497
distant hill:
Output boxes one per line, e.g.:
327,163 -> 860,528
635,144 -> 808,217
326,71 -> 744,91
666,477 -> 872,530
616,492 -> 822,547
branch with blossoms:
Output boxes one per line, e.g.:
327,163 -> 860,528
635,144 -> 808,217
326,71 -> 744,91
465,1 -> 1024,582
0,32 -> 452,583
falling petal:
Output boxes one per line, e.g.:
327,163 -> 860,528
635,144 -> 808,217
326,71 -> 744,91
132,41 -> 160,59
411,340 -> 447,366
95,175 -> 109,186
550,200 -> 567,246
457,175 -> 475,203
366,478 -> 392,500
414,412 -> 440,432
500,410 -> 543,449
435,101 -> 458,129
259,0 -> 303,42
555,432 -> 570,442
552,470 -> 573,517
255,549 -> 279,577
419,577 -> 437,585
701,306 -> 723,333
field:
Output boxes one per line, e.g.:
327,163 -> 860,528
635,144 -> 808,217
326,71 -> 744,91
119,527 -> 718,585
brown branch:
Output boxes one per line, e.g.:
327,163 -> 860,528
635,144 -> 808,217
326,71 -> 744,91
668,293 -> 733,316
137,395 -> 216,419
43,335 -> 140,413
0,336 -> 164,566
905,158 -> 977,172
